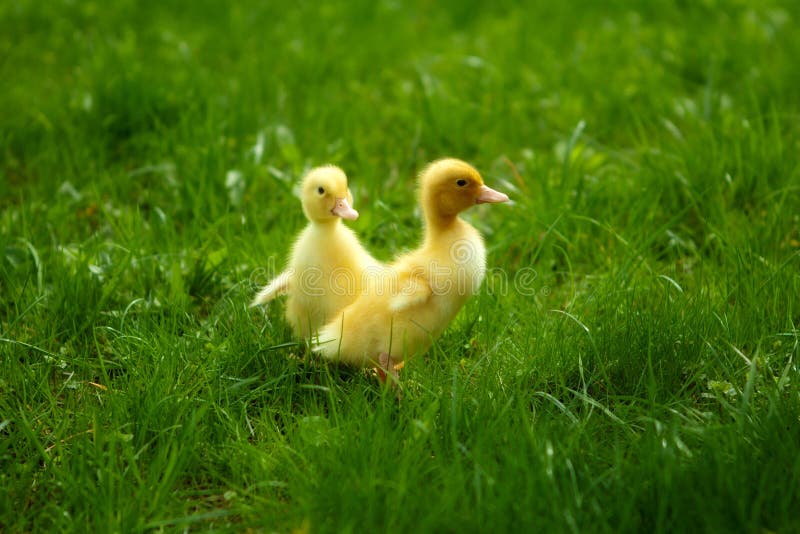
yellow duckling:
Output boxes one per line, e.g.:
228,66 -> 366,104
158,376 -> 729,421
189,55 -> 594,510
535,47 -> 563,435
251,165 -> 378,338
314,158 -> 508,380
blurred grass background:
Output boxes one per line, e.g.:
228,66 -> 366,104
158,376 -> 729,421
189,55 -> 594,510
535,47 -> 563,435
1,0 -> 799,531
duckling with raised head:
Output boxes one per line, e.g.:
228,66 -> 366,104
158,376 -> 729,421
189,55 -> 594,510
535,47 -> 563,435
251,165 -> 378,338
314,158 -> 508,381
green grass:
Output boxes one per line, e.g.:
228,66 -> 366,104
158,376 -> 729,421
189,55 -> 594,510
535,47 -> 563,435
2,0 -> 799,531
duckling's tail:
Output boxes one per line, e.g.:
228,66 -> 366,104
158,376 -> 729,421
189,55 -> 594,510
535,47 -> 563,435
250,270 -> 291,307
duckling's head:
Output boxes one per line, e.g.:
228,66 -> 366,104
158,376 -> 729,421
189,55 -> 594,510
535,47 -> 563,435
300,165 -> 358,223
420,159 -> 509,221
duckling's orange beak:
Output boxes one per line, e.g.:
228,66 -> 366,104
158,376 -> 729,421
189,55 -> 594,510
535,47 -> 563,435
331,197 -> 359,220
476,185 -> 509,204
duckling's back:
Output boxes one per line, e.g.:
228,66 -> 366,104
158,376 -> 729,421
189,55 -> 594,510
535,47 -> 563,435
315,223 -> 487,366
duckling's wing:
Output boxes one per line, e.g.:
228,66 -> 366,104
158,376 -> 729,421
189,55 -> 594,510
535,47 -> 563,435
389,275 -> 432,313
250,270 -> 291,307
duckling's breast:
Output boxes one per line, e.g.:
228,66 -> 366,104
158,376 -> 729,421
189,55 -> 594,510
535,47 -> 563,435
427,229 -> 487,300
285,225 -> 370,336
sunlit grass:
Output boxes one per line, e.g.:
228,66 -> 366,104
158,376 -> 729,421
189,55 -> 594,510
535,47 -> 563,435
2,0 -> 799,531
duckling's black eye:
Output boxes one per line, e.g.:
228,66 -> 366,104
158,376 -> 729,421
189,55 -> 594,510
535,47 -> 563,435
456,179 -> 468,187
317,187 -> 325,195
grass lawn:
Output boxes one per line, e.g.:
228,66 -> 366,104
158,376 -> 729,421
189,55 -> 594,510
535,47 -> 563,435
2,0 -> 799,531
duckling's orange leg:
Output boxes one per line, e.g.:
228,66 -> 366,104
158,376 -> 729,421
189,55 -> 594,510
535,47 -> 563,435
377,352 -> 400,385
